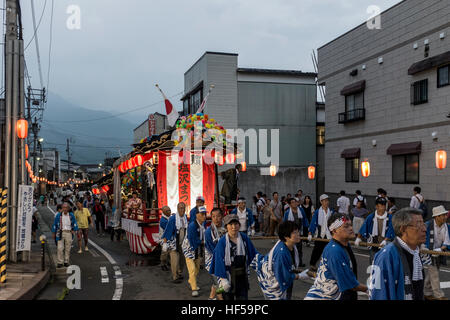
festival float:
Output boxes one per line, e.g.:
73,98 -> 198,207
95,112 -> 239,254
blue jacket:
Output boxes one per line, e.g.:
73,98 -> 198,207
159,215 -> 169,231
283,207 -> 309,229
186,219 -> 204,252
369,242 -> 407,300
230,207 -> 255,232
51,212 -> 79,241
358,212 -> 395,240
424,221 -> 450,250
210,232 -> 257,280
308,208 -> 335,235
162,214 -> 187,242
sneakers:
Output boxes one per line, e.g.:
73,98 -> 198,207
161,265 -> 169,271
84,247 -> 89,252
78,249 -> 83,254
425,295 -> 448,300
192,290 -> 199,297
64,263 -> 69,267
208,297 -> 217,300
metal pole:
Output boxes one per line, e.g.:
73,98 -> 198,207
4,39 -> 12,261
0,188 -> 8,283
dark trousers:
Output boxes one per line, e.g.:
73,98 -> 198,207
223,287 -> 248,300
309,240 -> 327,267
286,284 -> 293,300
95,213 -> 105,233
295,241 -> 303,266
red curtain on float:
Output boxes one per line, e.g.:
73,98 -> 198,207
156,150 -> 215,216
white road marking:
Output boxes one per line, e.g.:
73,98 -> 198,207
112,266 -> 123,300
100,267 -> 109,283
47,205 -> 123,300
441,281 -> 450,289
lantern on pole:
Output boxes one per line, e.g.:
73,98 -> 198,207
225,153 -> 235,164
308,165 -> 316,180
361,160 -> 370,177
436,150 -> 447,170
240,161 -> 247,172
101,185 -> 110,193
16,119 -> 28,139
270,165 -> 277,177
25,144 -> 29,159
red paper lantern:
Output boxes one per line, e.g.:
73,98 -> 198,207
102,185 -> 110,193
361,161 -> 370,177
16,119 -> 28,139
127,159 -> 133,170
436,150 -> 447,170
270,165 -> 277,177
134,155 -> 144,166
240,161 -> 247,172
25,144 -> 29,159
225,153 -> 235,164
308,165 -> 315,180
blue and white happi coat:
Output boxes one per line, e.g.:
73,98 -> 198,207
250,240 -> 299,300
182,219 -> 205,259
158,215 -> 170,245
161,214 -> 187,251
421,221 -> 450,266
305,240 -> 359,300
205,223 -> 226,273
210,232 -> 258,289
358,212 -> 395,243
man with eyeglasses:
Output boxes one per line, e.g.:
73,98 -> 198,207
369,208 -> 426,300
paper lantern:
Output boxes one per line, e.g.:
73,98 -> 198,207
225,153 -> 235,164
16,119 -> 28,139
436,150 -> 447,170
241,161 -> 247,172
308,165 -> 315,180
270,165 -> 277,177
361,161 -> 370,177
101,185 -> 110,193
25,144 -> 29,159
215,152 -> 224,166
127,159 -> 133,170
134,155 -> 144,166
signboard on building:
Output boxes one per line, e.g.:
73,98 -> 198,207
16,185 -> 34,252
148,114 -> 156,137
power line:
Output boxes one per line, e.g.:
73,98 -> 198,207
43,141 -> 132,149
24,0 -> 47,51
42,91 -> 184,123
45,0 -> 53,95
30,0 -> 44,89
41,122 -> 133,142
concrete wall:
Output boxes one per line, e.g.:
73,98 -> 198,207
318,0 -> 450,204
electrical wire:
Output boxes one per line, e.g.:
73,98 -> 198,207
45,0 -> 54,97
43,141 -> 132,149
30,0 -> 44,89
41,122 -> 133,142
24,0 -> 47,51
42,91 -> 184,123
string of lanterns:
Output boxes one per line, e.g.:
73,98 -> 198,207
25,160 -> 93,187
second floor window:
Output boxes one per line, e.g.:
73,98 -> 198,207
438,65 -> 449,88
345,92 -> 364,113
411,79 -> 428,105
345,158 -> 359,183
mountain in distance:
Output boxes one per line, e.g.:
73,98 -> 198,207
39,92 -> 137,164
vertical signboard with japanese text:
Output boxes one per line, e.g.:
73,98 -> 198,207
148,114 -> 156,137
16,185 -> 34,252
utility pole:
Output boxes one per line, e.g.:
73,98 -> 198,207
66,139 -> 71,179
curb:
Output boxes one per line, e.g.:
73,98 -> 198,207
7,269 -> 50,300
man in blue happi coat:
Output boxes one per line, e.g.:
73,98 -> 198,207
305,213 -> 368,300
283,197 -> 309,267
158,206 -> 172,271
369,207 -> 426,300
230,197 -> 255,236
355,197 -> 395,263
189,195 -> 205,223
210,214 -> 258,300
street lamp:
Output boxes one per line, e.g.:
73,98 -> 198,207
38,137 -> 44,143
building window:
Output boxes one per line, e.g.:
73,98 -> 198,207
189,89 -> 203,114
437,65 -> 450,88
316,125 -> 325,145
345,158 -> 359,183
183,99 -> 189,116
339,92 -> 365,123
411,79 -> 428,105
392,154 -> 419,184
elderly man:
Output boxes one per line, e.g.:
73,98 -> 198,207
422,205 -> 450,300
205,207 -> 227,300
231,197 -> 255,236
369,208 -> 426,300
159,206 -> 172,271
182,206 -> 207,297
307,194 -> 335,274
189,196 -> 205,223
52,203 -> 79,268
305,213 -> 368,300
355,197 -> 395,263
162,203 -> 188,283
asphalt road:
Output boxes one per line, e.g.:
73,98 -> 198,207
35,206 -> 450,300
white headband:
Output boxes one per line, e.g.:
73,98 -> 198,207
329,217 -> 349,232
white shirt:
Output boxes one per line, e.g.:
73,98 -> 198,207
353,195 -> 367,206
410,194 -> 423,209
61,213 -> 72,231
237,207 -> 247,232
434,222 -> 450,249
336,196 -> 350,214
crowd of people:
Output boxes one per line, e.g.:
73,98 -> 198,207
39,184 -> 450,301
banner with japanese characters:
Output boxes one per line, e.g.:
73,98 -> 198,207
16,185 -> 34,252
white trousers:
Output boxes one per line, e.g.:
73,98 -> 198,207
57,230 -> 73,264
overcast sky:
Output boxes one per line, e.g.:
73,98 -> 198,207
20,0 -> 402,124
